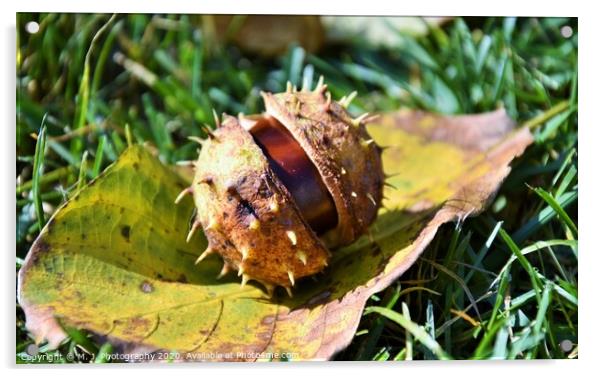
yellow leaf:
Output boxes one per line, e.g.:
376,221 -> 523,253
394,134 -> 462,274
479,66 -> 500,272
18,109 -> 532,360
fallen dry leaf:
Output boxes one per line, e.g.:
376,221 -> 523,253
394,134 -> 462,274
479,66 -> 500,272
207,15 -> 324,57
17,108 -> 532,361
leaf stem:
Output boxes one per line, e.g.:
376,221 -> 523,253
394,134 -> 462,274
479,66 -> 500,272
523,100 -> 570,131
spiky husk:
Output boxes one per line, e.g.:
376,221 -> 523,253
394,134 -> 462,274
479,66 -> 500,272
190,115 -> 330,289
184,82 -> 385,294
261,88 -> 384,247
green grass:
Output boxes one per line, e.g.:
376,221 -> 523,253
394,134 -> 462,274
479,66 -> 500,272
16,14 -> 577,362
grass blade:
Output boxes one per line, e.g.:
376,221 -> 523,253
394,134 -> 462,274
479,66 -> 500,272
91,135 -> 107,178
421,258 -> 481,321
355,284 -> 401,360
73,14 -> 117,155
498,228 -> 543,300
512,190 -> 577,243
489,239 -> 577,290
530,186 -> 578,238
77,151 -> 89,192
364,306 -> 451,360
31,119 -> 48,231
401,302 -> 413,360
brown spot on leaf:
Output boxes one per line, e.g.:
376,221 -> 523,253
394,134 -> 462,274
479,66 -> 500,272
371,244 -> 381,257
35,240 -> 50,254
121,225 -> 131,241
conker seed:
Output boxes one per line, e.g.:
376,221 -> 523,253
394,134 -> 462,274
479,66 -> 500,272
176,79 -> 385,297
248,115 -> 338,235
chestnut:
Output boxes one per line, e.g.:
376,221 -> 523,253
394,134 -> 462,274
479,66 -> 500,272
176,78 -> 384,296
